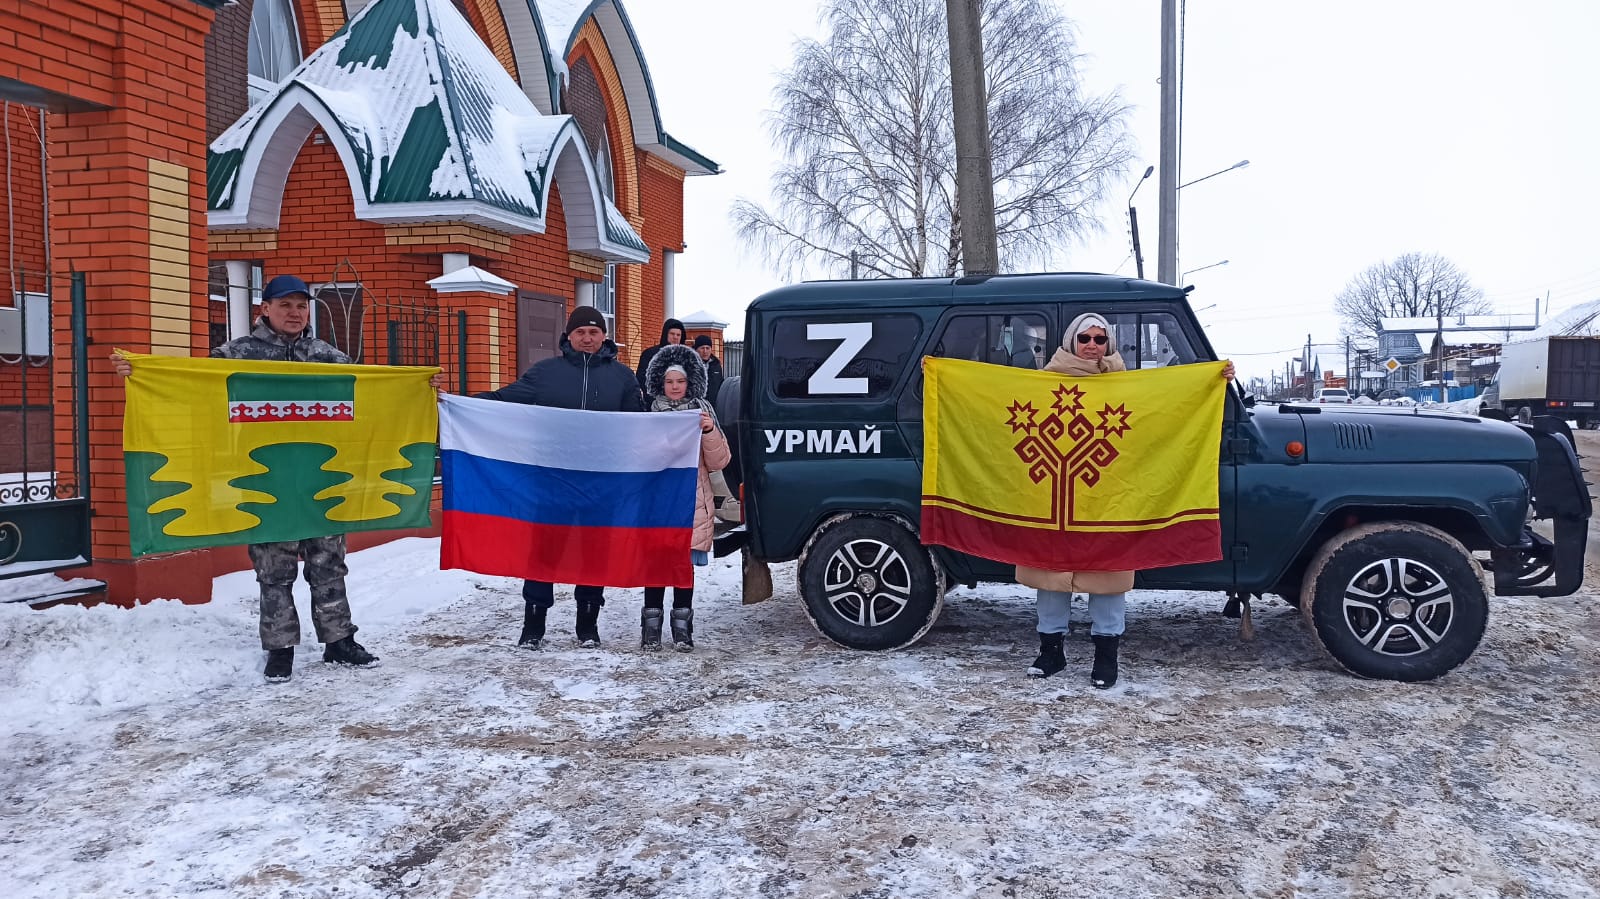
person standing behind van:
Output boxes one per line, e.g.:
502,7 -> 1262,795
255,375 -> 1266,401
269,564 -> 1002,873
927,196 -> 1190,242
636,317 -> 686,399
693,334 -> 725,401
640,344 -> 730,650
1019,312 -> 1234,688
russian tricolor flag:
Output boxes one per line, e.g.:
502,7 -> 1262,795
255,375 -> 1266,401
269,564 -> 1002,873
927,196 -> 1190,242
438,394 -> 703,588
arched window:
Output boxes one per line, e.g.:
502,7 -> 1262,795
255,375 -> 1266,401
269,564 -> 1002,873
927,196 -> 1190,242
248,0 -> 303,105
566,58 -> 617,201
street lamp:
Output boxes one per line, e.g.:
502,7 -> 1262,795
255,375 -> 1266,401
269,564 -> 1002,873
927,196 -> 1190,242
1126,165 -> 1155,279
1160,158 -> 1250,287
1181,259 -> 1229,284
1178,159 -> 1250,190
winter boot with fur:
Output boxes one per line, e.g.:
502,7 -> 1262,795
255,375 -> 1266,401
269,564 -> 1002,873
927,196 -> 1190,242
518,603 -> 547,650
264,647 -> 294,683
1027,632 -> 1067,678
1091,634 -> 1120,689
323,635 -> 379,667
669,608 -> 694,651
641,608 -> 664,651
576,601 -> 602,648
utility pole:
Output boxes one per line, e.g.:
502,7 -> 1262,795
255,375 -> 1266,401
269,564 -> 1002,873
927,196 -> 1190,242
1156,0 -> 1180,285
1344,336 -> 1351,394
1435,290 -> 1446,403
946,0 -> 999,276
1129,206 -> 1146,279
1304,333 -> 1313,399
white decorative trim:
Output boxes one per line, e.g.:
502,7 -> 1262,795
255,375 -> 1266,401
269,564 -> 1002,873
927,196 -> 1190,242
678,308 -> 729,328
428,266 -> 517,295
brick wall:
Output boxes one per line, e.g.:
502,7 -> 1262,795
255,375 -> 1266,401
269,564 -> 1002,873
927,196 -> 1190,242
205,0 -> 252,143
2,0 -> 220,572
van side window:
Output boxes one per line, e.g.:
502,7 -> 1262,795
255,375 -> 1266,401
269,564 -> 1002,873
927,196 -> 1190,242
772,315 -> 923,400
1092,311 -> 1200,370
928,313 -> 1049,369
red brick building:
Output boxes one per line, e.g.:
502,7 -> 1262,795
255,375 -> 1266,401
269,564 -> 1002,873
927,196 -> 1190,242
0,0 -> 717,602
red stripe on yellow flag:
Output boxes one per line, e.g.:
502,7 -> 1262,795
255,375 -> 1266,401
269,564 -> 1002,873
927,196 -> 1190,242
920,357 -> 1226,572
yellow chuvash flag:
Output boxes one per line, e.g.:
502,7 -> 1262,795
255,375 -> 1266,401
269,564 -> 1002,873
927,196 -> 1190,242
120,353 -> 439,556
921,357 -> 1226,572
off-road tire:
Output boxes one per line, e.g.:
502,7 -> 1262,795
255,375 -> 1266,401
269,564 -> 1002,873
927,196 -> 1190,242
1299,522 -> 1488,681
797,514 -> 944,650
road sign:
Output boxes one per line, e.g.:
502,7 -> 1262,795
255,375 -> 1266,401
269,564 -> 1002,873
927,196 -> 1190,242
1382,357 -> 1401,373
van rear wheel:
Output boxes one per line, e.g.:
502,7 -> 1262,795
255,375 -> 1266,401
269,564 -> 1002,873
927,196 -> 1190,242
797,515 -> 944,650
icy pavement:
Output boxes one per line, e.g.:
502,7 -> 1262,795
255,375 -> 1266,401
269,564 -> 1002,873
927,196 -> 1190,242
3,538 -> 1599,898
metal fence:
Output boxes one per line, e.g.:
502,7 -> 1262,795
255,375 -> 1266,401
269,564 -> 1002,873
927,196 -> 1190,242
206,261 -> 440,367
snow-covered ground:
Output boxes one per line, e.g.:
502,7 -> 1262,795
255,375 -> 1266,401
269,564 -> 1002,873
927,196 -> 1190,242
3,538 -> 1600,898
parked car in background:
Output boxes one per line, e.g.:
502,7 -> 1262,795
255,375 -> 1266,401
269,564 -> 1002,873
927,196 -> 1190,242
1314,387 -> 1351,404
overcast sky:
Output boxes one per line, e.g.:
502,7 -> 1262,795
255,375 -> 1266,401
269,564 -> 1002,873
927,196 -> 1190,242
624,1 -> 1600,381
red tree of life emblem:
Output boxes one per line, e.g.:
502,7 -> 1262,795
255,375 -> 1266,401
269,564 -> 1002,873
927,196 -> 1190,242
1009,381 -> 1134,528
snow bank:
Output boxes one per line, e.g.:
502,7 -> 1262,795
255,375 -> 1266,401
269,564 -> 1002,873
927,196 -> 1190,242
0,538 -> 483,736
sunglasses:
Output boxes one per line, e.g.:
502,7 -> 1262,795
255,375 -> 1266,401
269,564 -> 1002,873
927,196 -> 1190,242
1075,333 -> 1109,345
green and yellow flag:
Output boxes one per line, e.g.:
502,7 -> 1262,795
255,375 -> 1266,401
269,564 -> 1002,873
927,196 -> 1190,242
120,352 -> 439,556
921,357 -> 1226,572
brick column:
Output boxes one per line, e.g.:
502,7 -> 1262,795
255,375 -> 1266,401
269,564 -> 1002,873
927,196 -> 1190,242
49,1 -> 217,603
429,265 -> 517,396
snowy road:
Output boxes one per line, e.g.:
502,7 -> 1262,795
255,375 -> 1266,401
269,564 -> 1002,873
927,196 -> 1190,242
3,539 -> 1599,898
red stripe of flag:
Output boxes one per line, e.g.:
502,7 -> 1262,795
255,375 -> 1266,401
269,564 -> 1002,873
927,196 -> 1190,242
440,510 -> 694,588
921,505 -> 1221,572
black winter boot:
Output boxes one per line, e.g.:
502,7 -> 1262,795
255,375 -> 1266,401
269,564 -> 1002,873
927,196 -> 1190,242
1027,632 -> 1067,678
1091,634 -> 1120,689
641,608 -> 664,651
323,635 -> 379,667
264,648 -> 294,683
576,601 -> 602,648
519,604 -> 547,650
669,608 -> 694,651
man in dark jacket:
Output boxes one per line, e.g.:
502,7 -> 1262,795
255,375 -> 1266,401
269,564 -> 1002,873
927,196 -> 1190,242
111,274 -> 439,683
635,317 -> 685,399
478,305 -> 643,649
694,334 -> 725,403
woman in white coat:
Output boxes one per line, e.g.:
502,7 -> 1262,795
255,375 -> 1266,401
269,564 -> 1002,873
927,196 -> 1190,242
1019,313 -> 1233,687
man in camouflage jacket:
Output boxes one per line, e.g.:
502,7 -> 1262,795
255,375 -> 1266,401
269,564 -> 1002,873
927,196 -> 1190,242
113,274 -> 440,682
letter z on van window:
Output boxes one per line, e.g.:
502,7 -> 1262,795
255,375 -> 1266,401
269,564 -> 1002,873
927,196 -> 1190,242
771,315 -> 924,400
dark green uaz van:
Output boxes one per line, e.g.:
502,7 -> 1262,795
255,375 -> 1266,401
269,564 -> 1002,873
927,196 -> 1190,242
715,273 -> 1590,681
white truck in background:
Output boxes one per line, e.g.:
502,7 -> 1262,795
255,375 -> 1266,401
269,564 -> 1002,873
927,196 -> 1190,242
1485,300 -> 1600,429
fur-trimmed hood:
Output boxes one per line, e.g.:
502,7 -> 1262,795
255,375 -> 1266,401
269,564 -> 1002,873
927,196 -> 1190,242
644,343 -> 709,400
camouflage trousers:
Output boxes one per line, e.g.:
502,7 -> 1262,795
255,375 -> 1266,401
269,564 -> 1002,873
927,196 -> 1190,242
249,535 -> 355,650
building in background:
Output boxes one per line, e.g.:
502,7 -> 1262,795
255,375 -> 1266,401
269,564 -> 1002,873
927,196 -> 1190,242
0,0 -> 717,603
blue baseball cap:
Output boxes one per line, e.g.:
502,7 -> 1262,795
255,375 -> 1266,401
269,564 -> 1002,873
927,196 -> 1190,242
263,274 -> 312,301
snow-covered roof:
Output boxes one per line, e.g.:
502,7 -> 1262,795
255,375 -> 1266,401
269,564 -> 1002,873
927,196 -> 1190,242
1415,330 -> 1525,353
1380,312 -> 1540,333
1512,298 -> 1600,341
530,0 -> 719,175
209,0 -> 648,261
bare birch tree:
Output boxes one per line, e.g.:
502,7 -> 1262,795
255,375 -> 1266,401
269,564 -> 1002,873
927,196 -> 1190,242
731,0 -> 1132,279
1335,252 -> 1490,346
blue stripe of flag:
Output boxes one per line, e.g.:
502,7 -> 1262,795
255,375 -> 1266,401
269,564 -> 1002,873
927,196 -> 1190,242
441,449 -> 698,530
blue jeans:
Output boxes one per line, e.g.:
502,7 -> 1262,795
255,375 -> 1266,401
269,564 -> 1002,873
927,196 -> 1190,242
1036,589 -> 1125,636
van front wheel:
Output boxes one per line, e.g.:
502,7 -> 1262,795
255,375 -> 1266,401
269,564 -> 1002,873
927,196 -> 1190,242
797,515 -> 944,650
